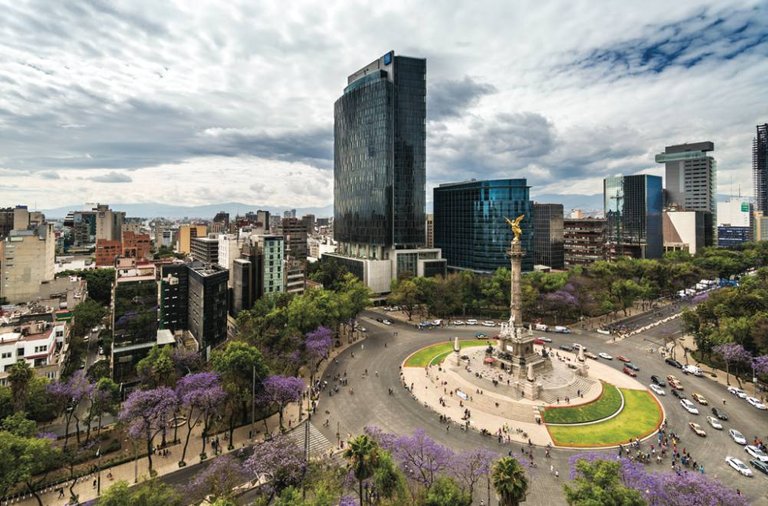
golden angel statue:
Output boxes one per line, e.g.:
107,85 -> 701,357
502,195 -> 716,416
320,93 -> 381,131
504,215 -> 525,242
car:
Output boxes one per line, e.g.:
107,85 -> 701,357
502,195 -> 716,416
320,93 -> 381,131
559,344 -> 574,352
691,393 -> 708,405
598,352 -> 613,360
680,399 -> 699,414
482,320 -> 496,327
539,337 -> 552,343
650,375 -> 666,387
682,364 -> 703,376
573,343 -> 587,352
746,396 -> 767,410
706,415 -> 723,430
625,362 -> 640,371
751,458 -> 768,476
376,317 -> 384,322
671,389 -> 687,399
711,407 -> 728,420
452,320 -> 465,325
727,386 -> 747,399
554,326 -> 571,334
359,327 -> 367,332
649,384 -> 666,396
665,357 -> 683,368
726,456 -> 753,477
623,366 -> 638,377
475,332 -> 488,339
533,338 -> 546,345
382,319 -> 392,325
688,422 -> 706,437
617,355 -> 631,362
467,319 -> 478,325
666,375 -> 684,390
729,428 -> 747,445
584,351 -> 598,360
745,445 -> 768,463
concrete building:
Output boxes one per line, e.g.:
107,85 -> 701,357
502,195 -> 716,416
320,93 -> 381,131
284,259 -> 306,294
754,211 -> 768,242
662,210 -> 706,254
0,320 -> 67,385
532,203 -> 564,269
231,259 -> 252,315
717,198 -> 753,247
122,231 -> 151,260
94,204 -> 125,242
563,218 -> 606,266
177,224 -> 208,255
190,236 -> 219,265
281,217 -> 309,262
302,214 -> 315,235
425,214 -> 434,248
604,174 -> 663,259
1,223 -> 56,303
217,233 -> 240,286
94,239 -> 121,267
754,124 -> 768,213
656,142 -> 716,246
159,263 -> 189,333
188,263 -> 228,355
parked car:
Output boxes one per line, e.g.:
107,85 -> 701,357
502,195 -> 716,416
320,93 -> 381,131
680,399 -> 699,414
359,327 -> 367,332
746,396 -> 767,410
729,428 -> 747,445
623,366 -> 638,377
481,320 -> 496,327
452,320 -> 465,325
711,407 -> 728,420
617,355 -> 631,362
584,351 -> 598,360
688,422 -> 706,437
598,352 -> 613,360
745,445 -> 768,463
751,458 -> 768,475
376,317 -> 384,322
726,456 -> 753,477
691,393 -> 708,405
727,386 -> 747,399
625,362 -> 640,371
665,357 -> 683,368
467,319 -> 478,325
559,344 -> 574,352
650,375 -> 666,387
682,364 -> 703,376
706,415 -> 722,430
475,332 -> 488,338
649,384 -> 666,396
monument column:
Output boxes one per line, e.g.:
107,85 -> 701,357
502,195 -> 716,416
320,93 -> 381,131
509,239 -> 523,329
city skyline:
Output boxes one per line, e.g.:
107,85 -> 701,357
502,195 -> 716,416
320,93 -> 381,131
1,1 -> 767,210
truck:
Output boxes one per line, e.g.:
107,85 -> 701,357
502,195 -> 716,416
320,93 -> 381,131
534,323 -> 549,332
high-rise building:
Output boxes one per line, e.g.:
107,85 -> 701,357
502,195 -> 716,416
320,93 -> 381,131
281,217 -> 309,262
177,224 -> 208,255
94,204 -> 125,242
604,175 -> 663,259
754,124 -> 768,213
655,142 -> 716,246
532,203 -> 564,269
326,51 -> 444,292
717,198 -> 753,247
563,217 -> 606,266
1,223 -> 56,303
433,179 -> 533,274
283,209 -> 296,219
190,236 -> 219,265
231,259 -> 252,315
159,263 -> 189,332
425,214 -> 434,248
188,263 -> 228,354
301,215 -> 315,234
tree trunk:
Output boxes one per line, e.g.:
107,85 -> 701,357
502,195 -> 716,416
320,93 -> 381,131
228,413 -> 235,449
74,414 -> 82,444
146,427 -> 154,475
725,361 -> 731,386
358,479 -> 364,506
25,481 -> 43,506
179,409 -> 196,466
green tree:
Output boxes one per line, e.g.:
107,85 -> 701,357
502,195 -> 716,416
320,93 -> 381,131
1,411 -> 37,437
388,278 -> 421,321
491,457 -> 528,506
0,430 -> 60,506
8,361 -> 33,411
425,476 -> 472,506
0,385 -> 12,421
71,298 -> 107,338
100,479 -> 183,506
609,279 -> 644,316
372,450 -> 407,504
275,486 -> 305,506
344,434 -> 380,505
24,376 -> 57,423
563,458 -> 645,506
136,345 -> 177,388
58,268 -> 116,306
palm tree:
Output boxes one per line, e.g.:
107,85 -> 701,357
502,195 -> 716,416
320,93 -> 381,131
343,434 -> 380,505
491,457 -> 528,506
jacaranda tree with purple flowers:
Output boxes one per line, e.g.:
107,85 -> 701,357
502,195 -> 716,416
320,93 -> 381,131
244,434 -> 306,502
305,326 -> 333,383
175,372 -> 227,466
714,342 -> 752,385
118,386 -> 178,475
452,448 -> 497,499
261,375 -> 304,430
370,427 -> 453,489
187,453 -> 248,503
47,370 -> 93,448
753,354 -> 768,377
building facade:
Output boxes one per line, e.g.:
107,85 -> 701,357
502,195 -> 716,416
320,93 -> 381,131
190,236 -> 219,265
532,203 -> 564,269
0,320 -> 67,384
188,263 -> 228,354
122,231 -> 151,260
755,124 -> 768,213
159,263 -> 189,332
433,179 -> 533,273
563,218 -> 606,266
177,224 -> 208,255
425,214 -> 434,248
604,175 -> 663,259
281,217 -> 309,262
95,239 -> 121,267
662,210 -> 706,254
1,224 -> 56,303
94,204 -> 125,242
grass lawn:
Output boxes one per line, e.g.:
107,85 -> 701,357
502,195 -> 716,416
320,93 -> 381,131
542,383 -> 621,424
404,341 -> 489,367
547,389 -> 662,447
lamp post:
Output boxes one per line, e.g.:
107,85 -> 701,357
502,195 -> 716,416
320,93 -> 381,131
251,365 -> 256,440
131,439 -> 138,483
753,360 -> 758,396
96,447 -> 102,496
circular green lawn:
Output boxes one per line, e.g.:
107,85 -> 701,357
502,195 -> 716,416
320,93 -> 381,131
542,383 -> 621,424
404,340 -> 488,367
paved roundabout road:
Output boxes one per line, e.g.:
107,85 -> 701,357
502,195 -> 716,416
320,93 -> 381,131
316,310 -> 768,505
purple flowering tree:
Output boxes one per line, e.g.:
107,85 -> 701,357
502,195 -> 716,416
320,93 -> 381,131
305,326 -> 333,383
753,355 -> 768,377
372,427 -> 454,488
47,370 -> 93,448
171,348 -> 203,376
261,375 -> 304,430
118,386 -> 178,475
244,434 -> 306,502
175,372 -> 228,466
187,454 -> 248,502
714,342 -> 752,385
452,448 -> 497,499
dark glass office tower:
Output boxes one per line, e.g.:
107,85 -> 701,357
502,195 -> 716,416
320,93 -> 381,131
433,179 -> 533,273
334,51 -> 426,258
533,203 -> 564,269
755,124 -> 768,213
604,175 -> 663,259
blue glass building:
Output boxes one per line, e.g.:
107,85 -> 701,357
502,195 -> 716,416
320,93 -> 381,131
604,174 -> 663,259
433,179 -> 533,273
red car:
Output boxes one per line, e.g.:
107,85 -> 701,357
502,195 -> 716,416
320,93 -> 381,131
533,338 -> 546,345
617,355 -> 631,362
623,366 -> 638,377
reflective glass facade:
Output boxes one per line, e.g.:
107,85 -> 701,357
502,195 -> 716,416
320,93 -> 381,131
434,179 -> 533,273
532,203 -> 564,269
334,52 -> 426,252
604,175 -> 663,259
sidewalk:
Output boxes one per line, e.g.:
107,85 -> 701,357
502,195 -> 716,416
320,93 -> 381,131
14,332 -> 365,506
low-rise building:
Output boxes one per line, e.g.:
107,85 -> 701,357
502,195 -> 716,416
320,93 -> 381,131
95,239 -> 122,267
0,319 -> 67,385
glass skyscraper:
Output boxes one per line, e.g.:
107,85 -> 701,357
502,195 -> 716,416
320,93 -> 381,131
334,51 -> 426,258
604,175 -> 663,259
754,124 -> 768,213
533,203 -> 564,269
433,179 -> 533,273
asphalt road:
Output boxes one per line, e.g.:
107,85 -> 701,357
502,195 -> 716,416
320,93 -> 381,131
315,309 -> 768,505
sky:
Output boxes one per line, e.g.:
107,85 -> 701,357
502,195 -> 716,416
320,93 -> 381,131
1,0 -> 767,212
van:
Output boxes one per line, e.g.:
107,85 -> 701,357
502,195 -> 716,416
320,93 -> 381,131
554,326 -> 570,334
534,323 -> 548,332
682,364 -> 703,377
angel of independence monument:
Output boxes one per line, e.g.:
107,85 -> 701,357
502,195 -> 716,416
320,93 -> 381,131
495,216 -> 552,399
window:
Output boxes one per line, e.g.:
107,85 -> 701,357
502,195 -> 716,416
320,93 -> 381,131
1,352 -> 11,359
34,345 -> 48,353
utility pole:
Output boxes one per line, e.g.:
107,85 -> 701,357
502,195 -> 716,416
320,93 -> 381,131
251,365 -> 256,439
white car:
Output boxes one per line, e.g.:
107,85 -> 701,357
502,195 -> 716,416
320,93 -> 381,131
725,456 -> 753,477
728,386 -> 748,399
745,445 -> 768,463
573,343 -> 587,352
680,399 -> 699,414
706,416 -> 722,430
539,337 -> 552,343
382,319 -> 392,325
467,319 -> 478,325
598,352 -> 613,360
481,321 -> 496,327
452,320 -> 465,325
649,384 -> 666,396
746,396 -> 767,410
729,428 -> 747,445
682,364 -> 703,376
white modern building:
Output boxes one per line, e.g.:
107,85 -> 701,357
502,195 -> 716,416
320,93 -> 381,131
0,320 -> 67,384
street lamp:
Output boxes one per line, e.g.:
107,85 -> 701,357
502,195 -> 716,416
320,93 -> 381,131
96,447 -> 102,496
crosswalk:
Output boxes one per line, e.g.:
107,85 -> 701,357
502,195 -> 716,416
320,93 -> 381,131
284,421 -> 337,461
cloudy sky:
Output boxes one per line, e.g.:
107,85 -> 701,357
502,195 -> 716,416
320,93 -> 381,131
1,0 -> 766,212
